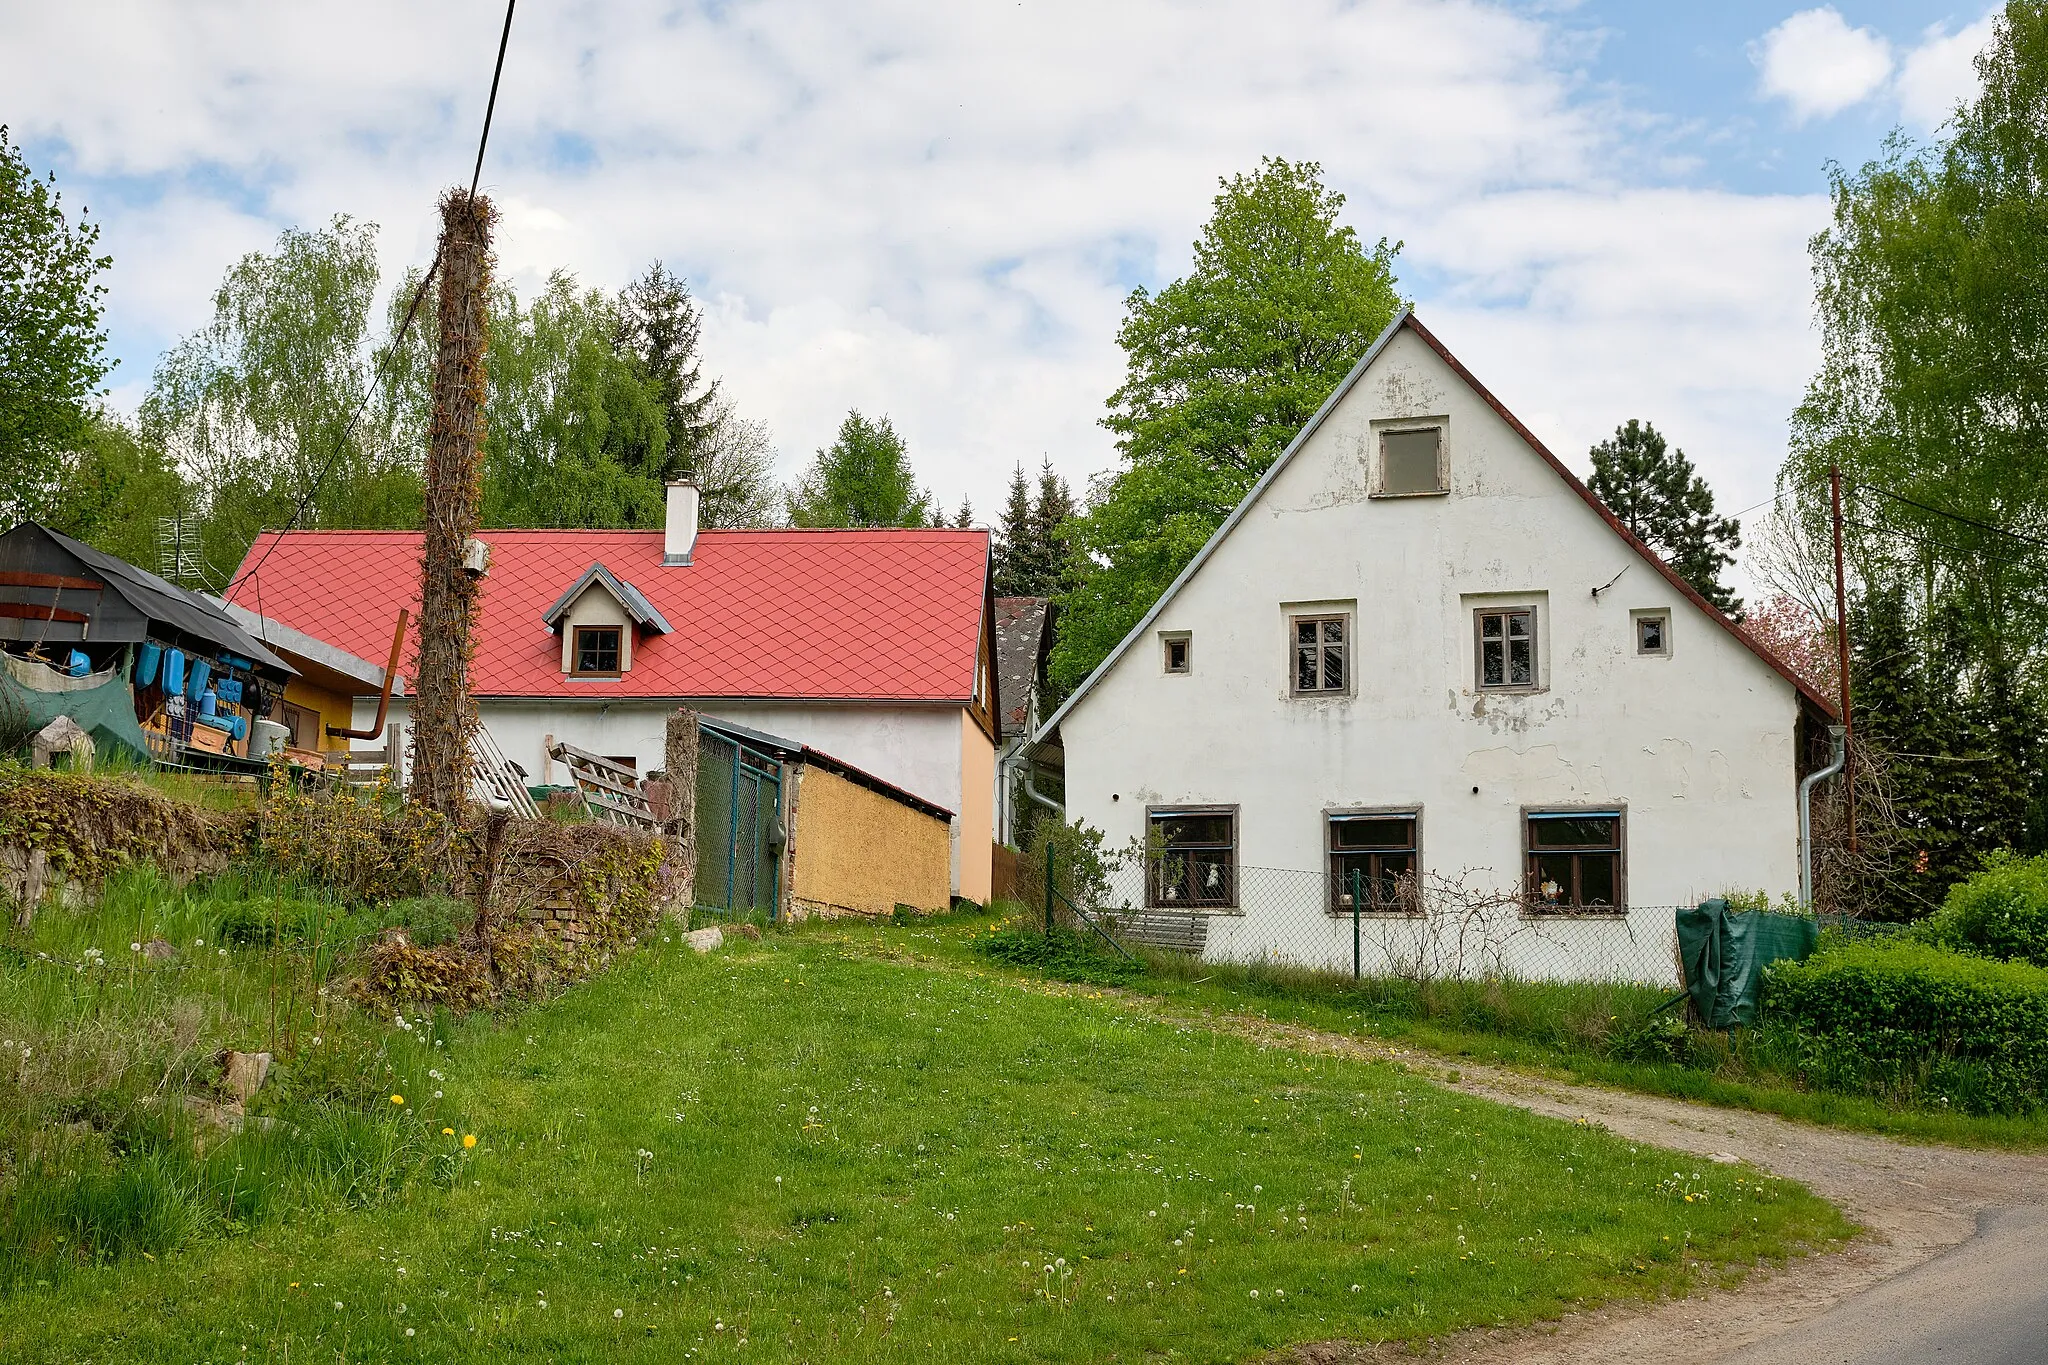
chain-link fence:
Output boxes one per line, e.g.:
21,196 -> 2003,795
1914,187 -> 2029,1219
1014,852 -> 1693,987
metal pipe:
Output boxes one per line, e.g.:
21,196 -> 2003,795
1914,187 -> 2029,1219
1800,725 -> 1848,907
327,609 -> 410,740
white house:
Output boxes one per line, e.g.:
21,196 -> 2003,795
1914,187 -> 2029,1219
1039,312 -> 1836,983
226,490 -> 1001,904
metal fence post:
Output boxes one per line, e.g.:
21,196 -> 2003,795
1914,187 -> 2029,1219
1351,867 -> 1362,980
1044,839 -> 1056,935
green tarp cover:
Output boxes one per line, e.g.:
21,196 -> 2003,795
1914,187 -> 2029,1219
0,670 -> 152,765
1675,900 -> 1820,1028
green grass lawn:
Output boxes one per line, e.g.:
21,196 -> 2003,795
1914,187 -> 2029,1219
891,912 -> 2048,1151
3,927 -> 1843,1363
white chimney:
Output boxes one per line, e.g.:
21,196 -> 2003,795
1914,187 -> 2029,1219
664,478 -> 700,565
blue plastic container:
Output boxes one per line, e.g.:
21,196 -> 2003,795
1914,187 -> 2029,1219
66,650 -> 90,677
186,658 -> 212,700
216,677 -> 242,705
162,649 -> 186,695
199,690 -> 218,717
135,642 -> 161,687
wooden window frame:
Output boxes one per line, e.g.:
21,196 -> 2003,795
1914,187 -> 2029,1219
1474,606 -> 1540,693
571,625 -> 624,677
1161,632 -> 1191,675
1145,804 -> 1238,910
1633,609 -> 1671,658
1522,807 -> 1626,916
1326,807 -> 1422,916
1290,613 -> 1350,697
1371,422 -> 1448,498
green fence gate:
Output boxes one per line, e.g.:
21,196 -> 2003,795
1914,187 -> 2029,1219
695,721 -> 784,920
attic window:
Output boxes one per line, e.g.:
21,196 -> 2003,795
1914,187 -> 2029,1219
573,626 -> 622,676
1162,633 -> 1191,675
1377,426 -> 1445,497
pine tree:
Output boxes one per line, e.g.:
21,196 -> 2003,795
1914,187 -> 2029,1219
1028,458 -> 1076,596
952,498 -> 974,528
616,261 -> 720,479
1588,419 -> 1742,615
991,463 -> 1035,596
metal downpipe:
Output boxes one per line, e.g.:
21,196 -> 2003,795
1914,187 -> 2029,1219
1800,724 -> 1848,907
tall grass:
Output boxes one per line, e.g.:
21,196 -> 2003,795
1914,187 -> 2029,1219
0,864 -> 447,1287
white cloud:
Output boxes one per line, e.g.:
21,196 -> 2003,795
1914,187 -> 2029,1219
1752,8 -> 1895,123
1,0 -> 1837,556
1897,11 -> 2000,129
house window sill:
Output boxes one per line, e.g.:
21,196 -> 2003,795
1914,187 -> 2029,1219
1519,907 -> 1630,921
1368,489 -> 1449,500
564,673 -> 625,682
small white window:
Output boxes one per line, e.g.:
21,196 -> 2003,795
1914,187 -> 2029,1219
1377,426 -> 1445,496
1162,633 -> 1191,675
1634,611 -> 1671,657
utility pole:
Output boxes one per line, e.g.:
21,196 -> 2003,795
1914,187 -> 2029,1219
1829,464 -> 1856,853
409,190 -> 496,817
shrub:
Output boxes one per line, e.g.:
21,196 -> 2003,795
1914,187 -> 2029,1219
976,926 -> 1145,987
384,895 -> 470,949
1913,851 -> 2048,967
1762,940 -> 2048,1115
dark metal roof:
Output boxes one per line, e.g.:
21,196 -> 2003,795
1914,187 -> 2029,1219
540,562 -> 674,635
993,596 -> 1050,740
25,525 -> 296,677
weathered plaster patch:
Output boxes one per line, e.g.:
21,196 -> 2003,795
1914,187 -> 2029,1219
1462,743 -> 1579,796
1652,738 -> 1694,799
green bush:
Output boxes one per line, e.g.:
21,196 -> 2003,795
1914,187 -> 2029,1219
1914,851 -> 2048,967
1762,940 -> 2048,1115
383,895 -> 471,949
975,926 -> 1144,987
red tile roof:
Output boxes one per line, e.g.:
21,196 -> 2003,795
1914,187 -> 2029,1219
227,528 -> 991,702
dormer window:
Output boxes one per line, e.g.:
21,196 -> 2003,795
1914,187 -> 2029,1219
573,626 -> 622,676
541,561 -> 673,680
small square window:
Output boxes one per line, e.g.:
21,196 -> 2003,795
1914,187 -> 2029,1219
573,626 -> 622,676
1162,634 -> 1191,674
1475,608 -> 1538,690
1378,426 -> 1445,496
1636,613 -> 1670,656
1525,811 -> 1623,912
1292,615 -> 1348,695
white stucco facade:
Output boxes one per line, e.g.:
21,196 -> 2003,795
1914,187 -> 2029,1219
1046,318 -> 1819,984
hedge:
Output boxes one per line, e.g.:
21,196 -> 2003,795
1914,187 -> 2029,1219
1914,851 -> 2048,968
1762,940 -> 2048,1115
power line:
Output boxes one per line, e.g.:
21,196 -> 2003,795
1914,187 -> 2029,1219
229,0 -> 518,597
471,0 -> 517,200
1847,477 -> 2048,554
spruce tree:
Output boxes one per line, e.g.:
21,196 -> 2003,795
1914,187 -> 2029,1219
1588,419 -> 1742,615
786,410 -> 931,528
992,462 -> 1035,596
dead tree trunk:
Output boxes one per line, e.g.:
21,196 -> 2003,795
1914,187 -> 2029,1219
663,708 -> 700,916
410,190 -> 497,817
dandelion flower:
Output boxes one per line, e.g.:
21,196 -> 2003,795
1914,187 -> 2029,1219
443,1127 -> 455,1136
391,1094 -> 405,1106
464,1134 -> 477,1149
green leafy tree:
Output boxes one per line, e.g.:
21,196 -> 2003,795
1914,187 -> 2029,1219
46,411 -> 190,569
692,397 -> 782,529
1588,419 -> 1742,615
141,215 -> 420,577
1051,157 -> 1402,691
1786,2 -> 2048,671
481,271 -> 671,528
0,126 -> 112,526
786,411 -> 931,528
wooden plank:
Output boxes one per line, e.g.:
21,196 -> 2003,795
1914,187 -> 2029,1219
0,602 -> 89,624
548,740 -> 639,782
0,572 -> 102,591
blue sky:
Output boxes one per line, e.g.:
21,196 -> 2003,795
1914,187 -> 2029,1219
0,1 -> 2006,572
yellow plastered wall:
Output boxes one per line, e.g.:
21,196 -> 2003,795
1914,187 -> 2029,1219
787,764 -> 951,918
280,678 -> 355,750
957,708 -> 995,904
